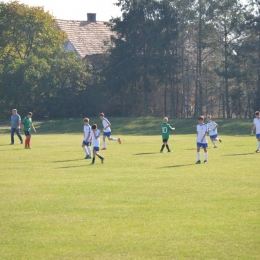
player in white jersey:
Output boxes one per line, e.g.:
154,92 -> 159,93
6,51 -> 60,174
206,115 -> 222,148
196,116 -> 208,164
251,111 -> 260,153
99,112 -> 121,150
82,118 -> 92,159
90,124 -> 105,164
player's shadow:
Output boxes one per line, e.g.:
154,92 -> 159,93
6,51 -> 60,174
223,153 -> 253,156
53,159 -> 84,163
161,163 -> 195,168
134,152 -> 158,155
56,165 -> 87,169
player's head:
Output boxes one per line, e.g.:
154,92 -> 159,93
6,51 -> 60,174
91,124 -> 97,130
99,112 -> 104,119
163,117 -> 168,123
12,109 -> 17,114
207,115 -> 212,121
83,118 -> 89,124
27,112 -> 33,118
198,116 -> 204,122
255,111 -> 260,117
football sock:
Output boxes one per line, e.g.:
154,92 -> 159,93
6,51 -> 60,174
258,141 -> 260,150
87,147 -> 92,157
166,144 -> 170,151
103,141 -> 106,148
25,139 -> 28,147
212,141 -> 216,146
28,138 -> 31,147
92,157 -> 95,164
204,152 -> 208,161
112,138 -> 118,141
197,152 -> 200,160
160,144 -> 165,152
215,138 -> 219,141
83,147 -> 88,154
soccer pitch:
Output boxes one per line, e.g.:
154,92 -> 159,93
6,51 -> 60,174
0,118 -> 259,259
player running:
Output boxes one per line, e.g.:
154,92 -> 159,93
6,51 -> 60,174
206,115 -> 222,148
251,111 -> 260,153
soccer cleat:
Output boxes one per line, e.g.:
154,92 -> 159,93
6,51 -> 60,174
214,146 -> 217,148
101,158 -> 105,164
219,139 -> 222,143
203,160 -> 207,163
85,155 -> 91,159
101,148 -> 106,150
90,162 -> 94,165
10,143 -> 14,145
196,160 -> 201,164
256,149 -> 260,153
118,138 -> 121,144
168,150 -> 172,152
160,151 -> 163,153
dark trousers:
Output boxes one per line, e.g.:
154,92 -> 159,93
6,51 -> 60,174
11,128 -> 23,144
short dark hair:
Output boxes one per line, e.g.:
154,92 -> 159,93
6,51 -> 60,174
99,112 -> 104,117
83,118 -> 89,122
198,116 -> 204,120
28,112 -> 33,116
91,124 -> 97,130
255,111 -> 259,116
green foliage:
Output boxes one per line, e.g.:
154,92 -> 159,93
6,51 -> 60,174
0,1 -> 92,119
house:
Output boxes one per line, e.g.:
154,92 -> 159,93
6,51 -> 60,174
56,13 -> 114,69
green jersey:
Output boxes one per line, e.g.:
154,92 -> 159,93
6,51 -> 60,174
22,117 -> 32,131
161,123 -> 172,139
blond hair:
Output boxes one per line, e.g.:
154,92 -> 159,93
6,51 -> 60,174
163,117 -> 168,123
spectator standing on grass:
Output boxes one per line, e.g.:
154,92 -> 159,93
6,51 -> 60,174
10,109 -> 23,145
21,112 -> 36,149
82,118 -> 92,159
99,112 -> 121,150
160,117 -> 175,153
91,124 -> 105,164
196,116 -> 208,164
206,115 -> 222,148
251,111 -> 260,153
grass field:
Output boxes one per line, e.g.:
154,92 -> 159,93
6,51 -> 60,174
0,118 -> 259,259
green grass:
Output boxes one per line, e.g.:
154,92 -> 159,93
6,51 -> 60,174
0,118 -> 259,259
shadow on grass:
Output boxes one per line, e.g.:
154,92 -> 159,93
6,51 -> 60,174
0,117 -> 254,136
134,152 -> 158,155
223,153 -> 254,156
53,159 -> 84,163
161,163 -> 195,168
57,165 -> 87,169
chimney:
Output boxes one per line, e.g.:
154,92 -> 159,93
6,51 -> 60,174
87,13 -> 96,22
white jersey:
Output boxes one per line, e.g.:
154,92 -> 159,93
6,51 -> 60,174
197,124 -> 208,144
83,124 -> 92,142
253,118 -> 260,134
91,129 -> 100,147
207,120 -> 218,136
102,118 -> 111,132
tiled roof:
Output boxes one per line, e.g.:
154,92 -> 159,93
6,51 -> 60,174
57,20 -> 113,58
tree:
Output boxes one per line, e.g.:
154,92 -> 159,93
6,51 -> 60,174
0,1 -> 92,118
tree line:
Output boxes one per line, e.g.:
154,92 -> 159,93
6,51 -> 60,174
104,0 -> 260,118
0,0 -> 259,119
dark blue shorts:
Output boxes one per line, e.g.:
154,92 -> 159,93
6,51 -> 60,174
197,142 -> 208,148
103,131 -> 111,137
82,141 -> 91,146
93,146 -> 99,151
210,134 -> 217,139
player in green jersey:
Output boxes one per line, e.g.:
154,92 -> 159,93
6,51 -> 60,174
160,117 -> 175,153
21,112 -> 36,149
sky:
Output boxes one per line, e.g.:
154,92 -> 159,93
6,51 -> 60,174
2,0 -> 122,21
